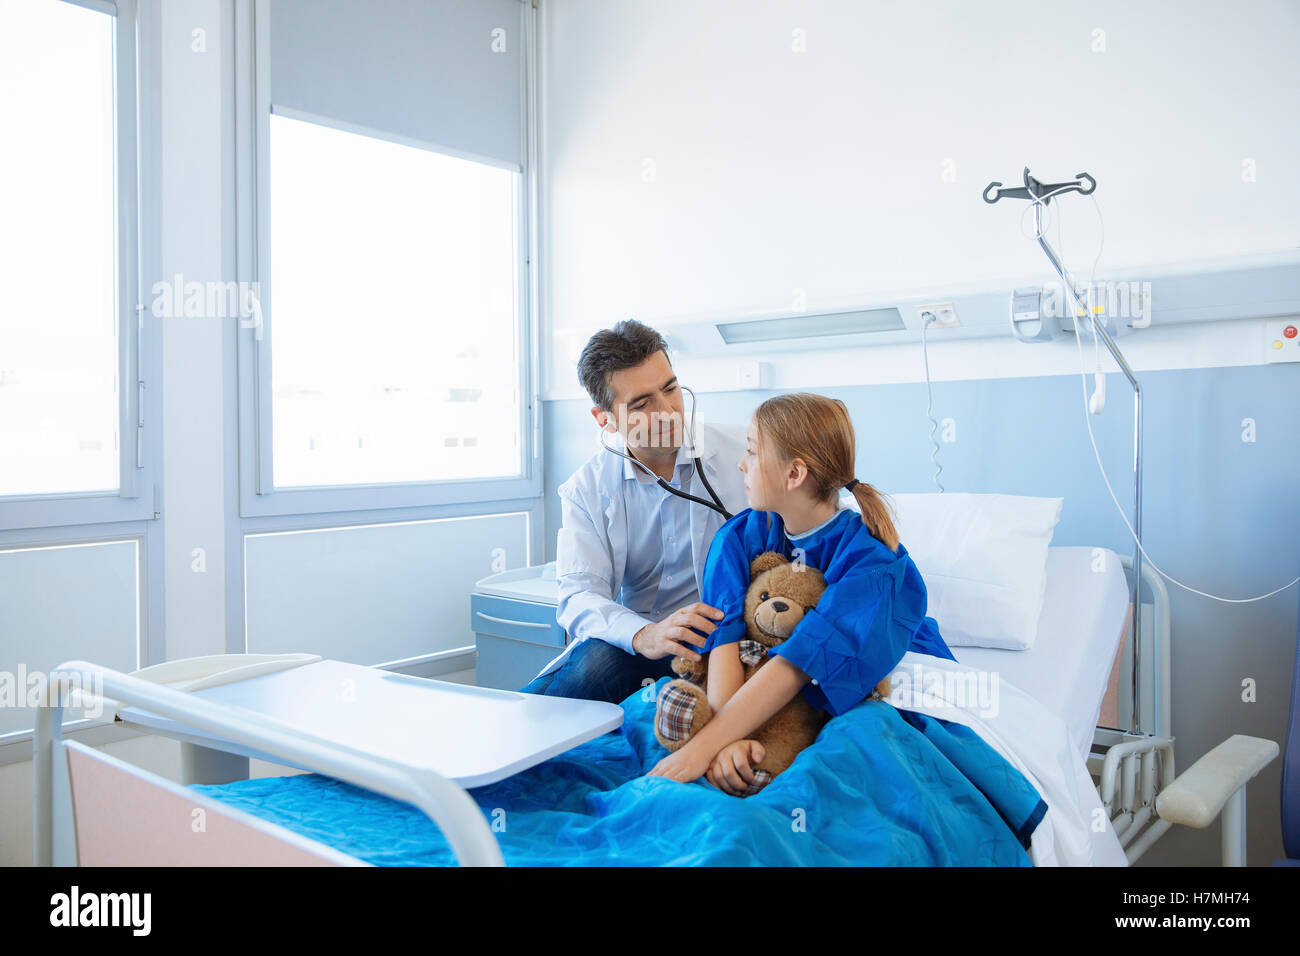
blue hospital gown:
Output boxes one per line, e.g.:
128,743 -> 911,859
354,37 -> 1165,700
698,507 -> 957,716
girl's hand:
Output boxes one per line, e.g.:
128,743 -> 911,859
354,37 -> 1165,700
706,739 -> 768,796
647,742 -> 714,784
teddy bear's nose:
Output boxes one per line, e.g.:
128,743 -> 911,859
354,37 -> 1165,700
770,600 -> 789,613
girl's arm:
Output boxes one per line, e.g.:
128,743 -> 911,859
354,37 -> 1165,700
647,657 -> 810,782
706,641 -> 744,712
687,656 -> 811,761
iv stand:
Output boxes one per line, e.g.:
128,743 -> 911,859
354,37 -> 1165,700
985,168 -> 1145,735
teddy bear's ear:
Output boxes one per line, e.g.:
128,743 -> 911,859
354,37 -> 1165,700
750,551 -> 788,576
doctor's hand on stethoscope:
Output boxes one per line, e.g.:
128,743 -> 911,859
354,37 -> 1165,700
632,603 -> 725,662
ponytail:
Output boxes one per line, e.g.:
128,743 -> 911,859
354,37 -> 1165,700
848,482 -> 899,552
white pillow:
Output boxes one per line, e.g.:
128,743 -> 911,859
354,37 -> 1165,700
860,492 -> 1063,650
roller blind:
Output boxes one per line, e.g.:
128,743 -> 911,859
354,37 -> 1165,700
267,0 -> 525,168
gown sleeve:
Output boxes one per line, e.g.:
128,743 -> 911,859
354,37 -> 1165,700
767,524 -> 955,716
696,508 -> 785,653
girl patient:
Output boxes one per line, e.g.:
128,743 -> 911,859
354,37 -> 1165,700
647,392 -> 956,794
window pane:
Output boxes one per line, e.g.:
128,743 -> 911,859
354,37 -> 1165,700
0,0 -> 119,497
269,113 -> 522,489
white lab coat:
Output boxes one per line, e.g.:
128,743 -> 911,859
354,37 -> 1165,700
533,421 -> 750,680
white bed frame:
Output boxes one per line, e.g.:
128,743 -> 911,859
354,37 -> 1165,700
1090,558 -> 1278,865
34,558 -> 1279,866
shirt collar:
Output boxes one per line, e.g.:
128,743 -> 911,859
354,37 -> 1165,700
623,442 -> 694,485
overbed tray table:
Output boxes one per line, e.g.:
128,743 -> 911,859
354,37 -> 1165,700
113,656 -> 624,787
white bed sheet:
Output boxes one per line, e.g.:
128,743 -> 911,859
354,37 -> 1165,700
946,546 -> 1130,761
890,650 -> 1129,866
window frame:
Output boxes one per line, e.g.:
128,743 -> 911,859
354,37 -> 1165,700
0,0 -> 159,532
0,0 -> 164,765
234,0 -> 542,519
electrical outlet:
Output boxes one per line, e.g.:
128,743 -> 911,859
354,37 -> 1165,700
1264,320 -> 1300,364
737,360 -> 770,389
916,303 -> 959,329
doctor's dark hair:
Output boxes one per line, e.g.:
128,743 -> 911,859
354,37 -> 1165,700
577,319 -> 671,411
752,393 -> 900,552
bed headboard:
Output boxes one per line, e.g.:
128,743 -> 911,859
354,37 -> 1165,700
1097,602 -> 1134,732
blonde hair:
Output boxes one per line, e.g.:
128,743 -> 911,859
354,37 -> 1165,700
752,393 -> 900,552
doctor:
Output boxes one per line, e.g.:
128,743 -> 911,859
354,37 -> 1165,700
521,319 -> 749,703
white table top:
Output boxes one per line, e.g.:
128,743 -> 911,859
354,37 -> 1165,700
474,562 -> 559,604
118,659 -> 624,789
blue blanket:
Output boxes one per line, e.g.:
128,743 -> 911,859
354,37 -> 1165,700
192,678 -> 1047,866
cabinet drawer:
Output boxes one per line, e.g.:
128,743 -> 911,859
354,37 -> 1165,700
470,594 -> 566,649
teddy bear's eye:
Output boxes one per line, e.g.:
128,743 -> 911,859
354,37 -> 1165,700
759,591 -> 769,601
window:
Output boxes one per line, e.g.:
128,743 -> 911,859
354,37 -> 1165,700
237,0 -> 538,516
268,114 -> 522,489
0,0 -> 150,529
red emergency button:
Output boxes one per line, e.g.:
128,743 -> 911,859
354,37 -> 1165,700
1285,325 -> 1298,339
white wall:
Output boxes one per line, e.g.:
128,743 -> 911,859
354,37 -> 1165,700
0,541 -> 139,736
539,0 -> 1300,396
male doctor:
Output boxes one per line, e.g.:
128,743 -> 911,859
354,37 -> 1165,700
520,320 -> 749,704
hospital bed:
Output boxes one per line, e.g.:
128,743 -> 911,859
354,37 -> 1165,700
33,546 -> 1278,866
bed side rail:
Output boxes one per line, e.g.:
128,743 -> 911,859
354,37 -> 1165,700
1154,734 -> 1279,867
1095,731 -> 1175,863
1094,729 -> 1278,865
1109,553 -> 1281,866
34,660 -> 504,867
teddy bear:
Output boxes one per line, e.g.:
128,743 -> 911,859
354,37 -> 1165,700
652,550 -> 891,795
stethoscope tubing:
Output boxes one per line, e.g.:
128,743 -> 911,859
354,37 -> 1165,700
597,385 -> 734,521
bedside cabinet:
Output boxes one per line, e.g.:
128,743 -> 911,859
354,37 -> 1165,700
472,562 -> 566,691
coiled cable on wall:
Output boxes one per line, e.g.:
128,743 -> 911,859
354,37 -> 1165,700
919,311 -> 945,493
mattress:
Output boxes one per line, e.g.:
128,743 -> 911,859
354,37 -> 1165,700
951,546 -> 1130,761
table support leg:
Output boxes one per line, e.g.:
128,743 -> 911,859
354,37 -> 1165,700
181,742 -> 250,785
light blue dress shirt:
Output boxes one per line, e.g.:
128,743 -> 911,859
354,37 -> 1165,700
567,444 -> 701,653
541,421 -> 750,681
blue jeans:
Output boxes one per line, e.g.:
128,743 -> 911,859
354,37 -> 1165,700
519,637 -> 676,705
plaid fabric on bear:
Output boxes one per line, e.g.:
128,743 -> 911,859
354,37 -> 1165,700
655,682 -> 699,743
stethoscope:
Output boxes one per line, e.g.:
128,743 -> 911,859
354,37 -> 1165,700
597,384 -> 734,521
